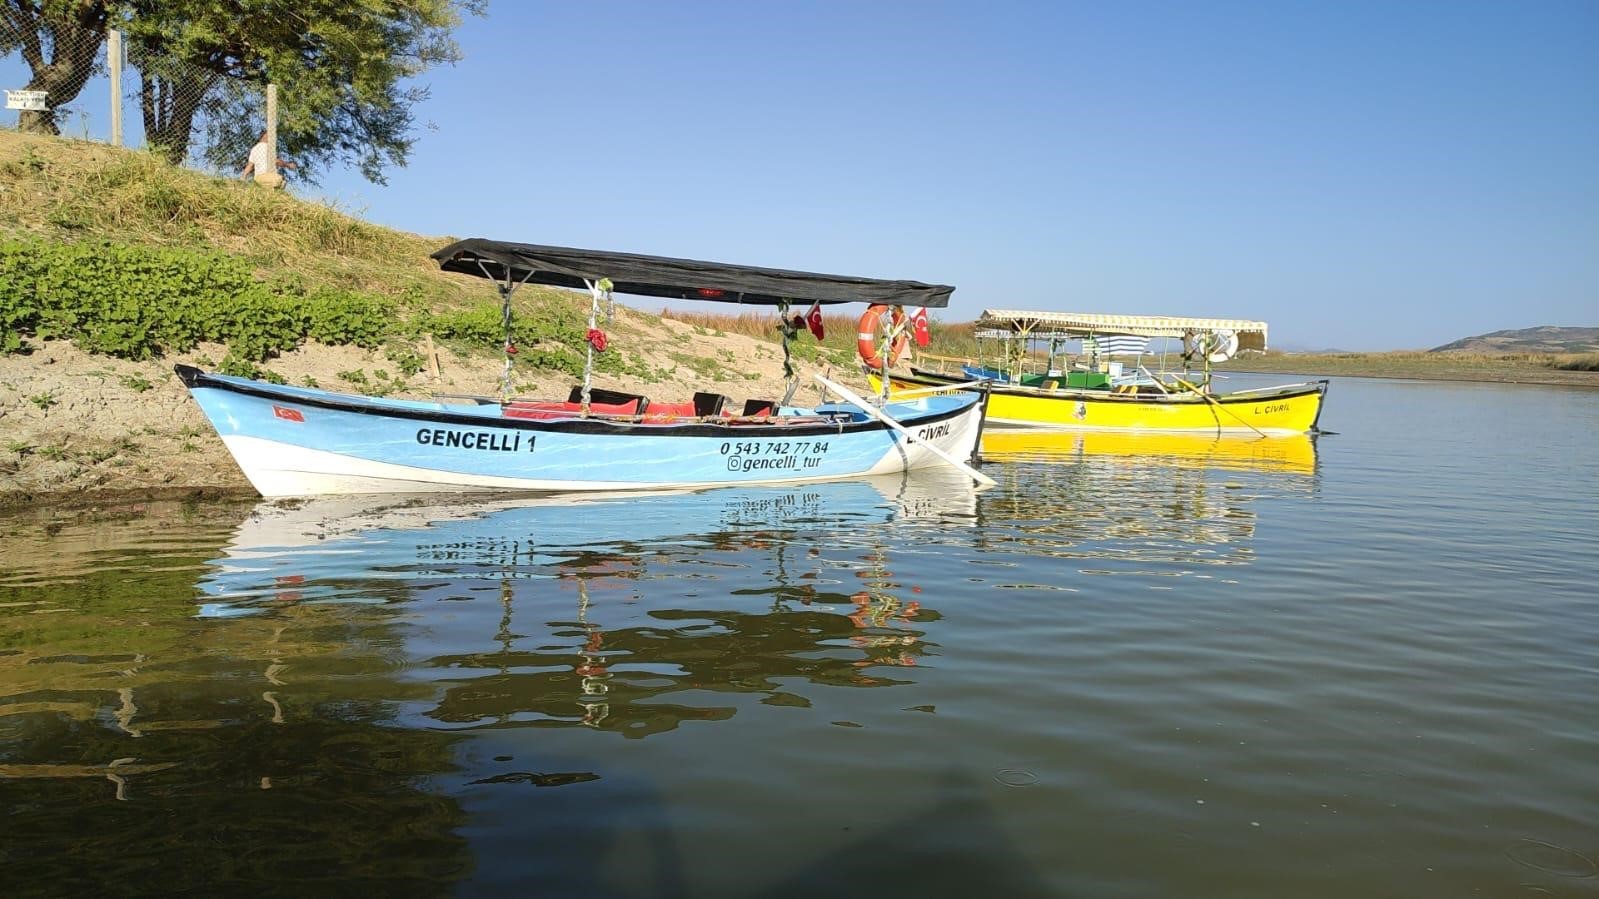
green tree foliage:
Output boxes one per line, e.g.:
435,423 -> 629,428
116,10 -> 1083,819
1,0 -> 482,182
122,0 -> 483,182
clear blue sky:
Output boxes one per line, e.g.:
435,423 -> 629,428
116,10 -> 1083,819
13,1 -> 1599,349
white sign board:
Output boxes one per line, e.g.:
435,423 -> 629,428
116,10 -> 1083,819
6,90 -> 47,111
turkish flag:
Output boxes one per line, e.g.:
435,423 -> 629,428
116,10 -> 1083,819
911,307 -> 931,347
805,302 -> 824,340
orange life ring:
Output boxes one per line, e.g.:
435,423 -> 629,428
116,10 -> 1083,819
856,304 -> 910,369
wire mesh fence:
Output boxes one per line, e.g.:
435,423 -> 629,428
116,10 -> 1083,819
0,13 -> 107,139
125,40 -> 268,180
2,18 -> 272,182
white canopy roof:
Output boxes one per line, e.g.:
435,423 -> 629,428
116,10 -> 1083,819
978,310 -> 1269,352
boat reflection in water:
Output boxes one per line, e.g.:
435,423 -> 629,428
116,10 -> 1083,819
980,428 -> 1318,474
974,429 -> 1318,573
199,470 -> 981,739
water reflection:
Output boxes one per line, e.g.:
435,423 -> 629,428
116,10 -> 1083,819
0,583 -> 470,893
195,472 -> 979,740
0,473 -> 981,891
974,430 -> 1318,575
980,428 -> 1319,474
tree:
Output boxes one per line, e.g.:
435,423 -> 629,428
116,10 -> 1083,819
0,0 -> 110,135
2,0 -> 481,183
122,0 -> 480,183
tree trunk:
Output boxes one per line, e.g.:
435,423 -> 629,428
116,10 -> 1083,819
8,2 -> 110,135
139,69 -> 219,164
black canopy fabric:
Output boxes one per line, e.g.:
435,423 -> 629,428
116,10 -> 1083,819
431,239 -> 953,308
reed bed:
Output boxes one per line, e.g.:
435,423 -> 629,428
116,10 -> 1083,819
1221,349 -> 1599,383
1552,353 -> 1599,372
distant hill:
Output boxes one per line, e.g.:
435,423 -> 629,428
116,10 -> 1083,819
1431,326 -> 1599,354
1273,341 -> 1352,354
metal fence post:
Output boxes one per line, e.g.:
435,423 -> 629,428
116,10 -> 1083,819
107,29 -> 122,146
265,83 -> 277,159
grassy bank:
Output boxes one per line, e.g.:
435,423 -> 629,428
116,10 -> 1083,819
0,130 -> 689,387
0,131 -> 448,299
1218,350 -> 1599,386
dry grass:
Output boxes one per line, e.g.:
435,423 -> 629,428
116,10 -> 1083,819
0,130 -> 477,307
1220,349 -> 1599,385
1553,353 -> 1599,372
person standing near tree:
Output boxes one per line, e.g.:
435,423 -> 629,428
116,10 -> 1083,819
240,132 -> 296,188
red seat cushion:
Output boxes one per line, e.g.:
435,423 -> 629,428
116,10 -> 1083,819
503,400 -> 641,420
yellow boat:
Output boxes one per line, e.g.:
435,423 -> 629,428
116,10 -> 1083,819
979,429 -> 1318,475
867,309 -> 1328,434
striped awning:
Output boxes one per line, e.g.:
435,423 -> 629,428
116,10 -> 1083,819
979,310 -> 1268,352
1084,335 -> 1149,356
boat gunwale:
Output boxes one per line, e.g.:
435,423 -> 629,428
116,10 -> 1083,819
177,365 -> 982,439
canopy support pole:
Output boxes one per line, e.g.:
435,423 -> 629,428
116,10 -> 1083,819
580,279 -> 612,415
478,261 -> 536,402
878,304 -> 912,404
777,299 -> 800,407
880,305 -> 898,403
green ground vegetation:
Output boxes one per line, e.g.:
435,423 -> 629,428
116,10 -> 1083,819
0,131 -> 652,382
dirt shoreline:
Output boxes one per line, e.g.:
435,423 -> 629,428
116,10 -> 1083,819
0,310 -> 860,511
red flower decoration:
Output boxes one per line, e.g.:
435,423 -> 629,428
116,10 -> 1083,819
586,328 -> 608,352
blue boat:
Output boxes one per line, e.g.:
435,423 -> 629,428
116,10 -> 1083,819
178,240 -> 988,495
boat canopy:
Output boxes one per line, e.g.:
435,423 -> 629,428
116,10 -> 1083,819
973,328 -> 1084,341
433,239 -> 953,308
978,310 -> 1268,352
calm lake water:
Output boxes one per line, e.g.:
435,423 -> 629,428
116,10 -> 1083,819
2,375 -> 1596,898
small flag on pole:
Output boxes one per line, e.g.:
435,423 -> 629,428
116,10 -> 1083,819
911,307 -> 931,347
